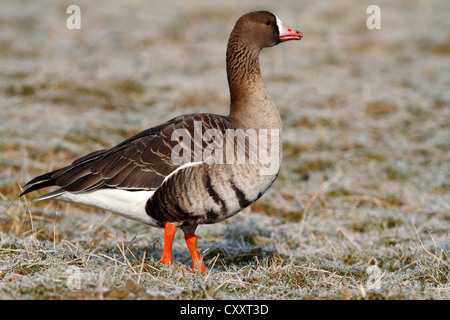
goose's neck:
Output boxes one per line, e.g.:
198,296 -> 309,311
226,39 -> 261,95
226,39 -> 280,129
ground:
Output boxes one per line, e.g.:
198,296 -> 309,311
0,0 -> 449,299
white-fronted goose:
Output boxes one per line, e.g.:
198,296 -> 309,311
20,11 -> 302,272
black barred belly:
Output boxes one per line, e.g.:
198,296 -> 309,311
145,163 -> 276,227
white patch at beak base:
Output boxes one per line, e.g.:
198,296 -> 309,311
275,15 -> 285,35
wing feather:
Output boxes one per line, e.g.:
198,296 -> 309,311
21,113 -> 235,197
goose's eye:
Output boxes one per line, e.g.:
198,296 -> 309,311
264,20 -> 271,26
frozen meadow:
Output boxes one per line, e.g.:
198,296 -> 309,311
0,0 -> 449,299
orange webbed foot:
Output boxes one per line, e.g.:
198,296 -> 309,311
185,233 -> 207,273
158,222 -> 177,266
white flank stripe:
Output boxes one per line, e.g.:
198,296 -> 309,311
162,161 -> 203,183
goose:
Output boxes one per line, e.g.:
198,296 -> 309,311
20,11 -> 302,272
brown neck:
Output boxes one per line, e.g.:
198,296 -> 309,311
226,35 -> 262,107
226,34 -> 280,130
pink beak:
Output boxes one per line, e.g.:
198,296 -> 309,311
277,16 -> 303,41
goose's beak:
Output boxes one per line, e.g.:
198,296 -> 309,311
279,28 -> 303,41
276,16 -> 302,41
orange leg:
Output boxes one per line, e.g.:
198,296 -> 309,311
158,222 -> 177,265
185,233 -> 206,273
